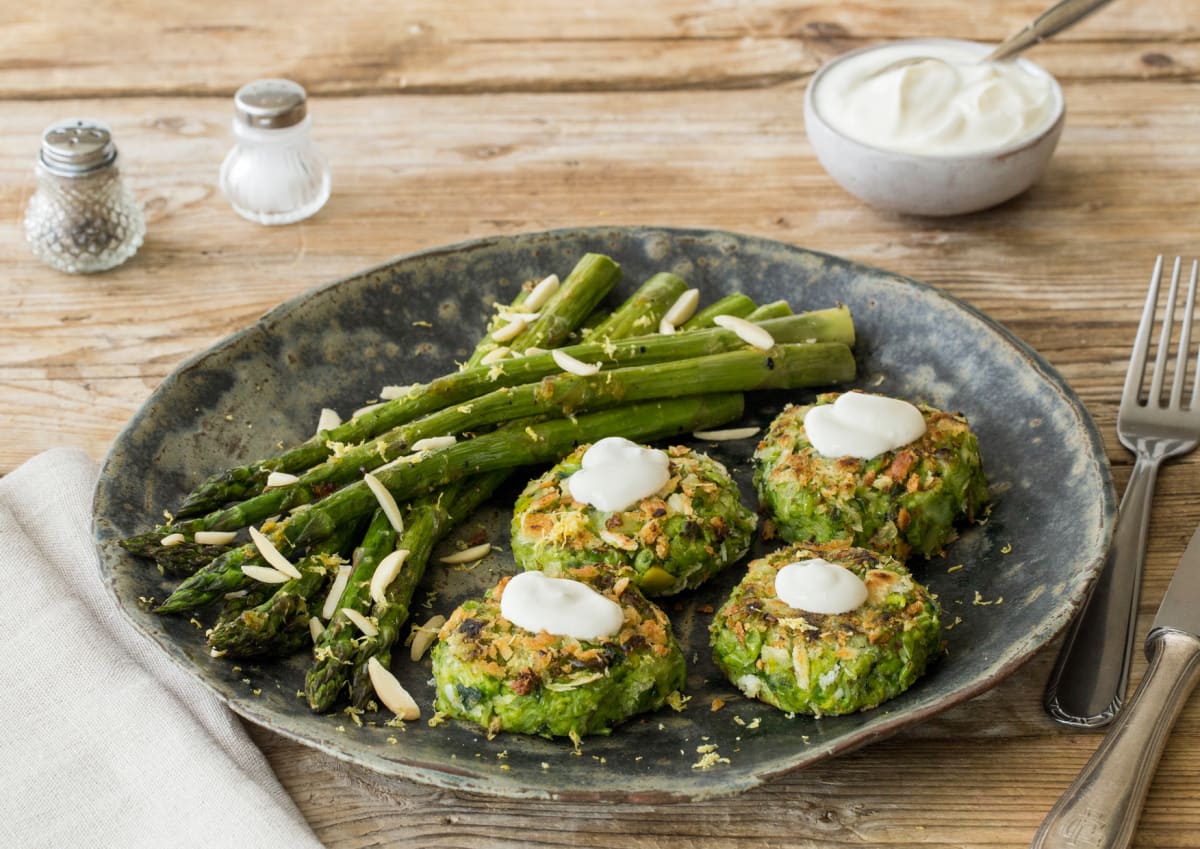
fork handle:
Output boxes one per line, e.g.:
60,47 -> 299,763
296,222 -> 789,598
1044,453 -> 1161,726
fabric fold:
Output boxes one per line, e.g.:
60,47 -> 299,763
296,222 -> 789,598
0,448 -> 323,849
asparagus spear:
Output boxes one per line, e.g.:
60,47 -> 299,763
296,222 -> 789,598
348,471 -> 508,709
212,583 -> 276,631
681,293 -> 757,329
135,308 -> 853,536
304,507 -> 399,712
148,540 -> 237,577
307,473 -> 507,712
206,522 -> 360,659
155,520 -> 293,614
148,342 -> 852,544
589,272 -> 688,340
745,300 -> 793,321
575,307 -> 610,335
504,253 -> 620,355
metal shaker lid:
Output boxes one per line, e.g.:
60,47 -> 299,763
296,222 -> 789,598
39,119 -> 118,176
233,79 -> 308,129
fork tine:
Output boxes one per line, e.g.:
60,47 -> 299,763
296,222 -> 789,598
1148,256 -> 1182,406
1172,259 -> 1199,409
1124,255 -> 1163,407
1185,260 -> 1200,410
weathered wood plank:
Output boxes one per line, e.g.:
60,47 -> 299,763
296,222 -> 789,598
0,2 -> 1194,97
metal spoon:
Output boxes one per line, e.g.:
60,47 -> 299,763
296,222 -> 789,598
867,0 -> 1115,78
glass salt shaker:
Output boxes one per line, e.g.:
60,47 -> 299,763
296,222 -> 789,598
219,79 -> 331,225
23,119 -> 145,274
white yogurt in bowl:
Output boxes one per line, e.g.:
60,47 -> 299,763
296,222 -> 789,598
813,41 -> 1060,157
804,38 -> 1066,216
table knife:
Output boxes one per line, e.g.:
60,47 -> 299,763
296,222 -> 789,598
1032,522 -> 1200,848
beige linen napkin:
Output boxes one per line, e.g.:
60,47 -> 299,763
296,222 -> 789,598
0,449 -> 324,849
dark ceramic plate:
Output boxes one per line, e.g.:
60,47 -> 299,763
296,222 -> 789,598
94,227 -> 1115,802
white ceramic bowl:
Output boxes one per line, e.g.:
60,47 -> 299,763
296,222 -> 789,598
804,38 -> 1066,216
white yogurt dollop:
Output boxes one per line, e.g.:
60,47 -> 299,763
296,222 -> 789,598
804,392 -> 926,460
813,42 -> 1058,156
566,436 -> 671,512
775,559 -> 868,615
499,571 -> 624,640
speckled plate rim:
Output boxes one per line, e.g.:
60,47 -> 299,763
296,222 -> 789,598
94,226 -> 1117,802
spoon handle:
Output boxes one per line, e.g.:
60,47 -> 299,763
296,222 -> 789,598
985,0 -> 1115,62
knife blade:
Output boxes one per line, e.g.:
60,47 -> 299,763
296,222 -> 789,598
1033,523 -> 1200,849
1151,523 -> 1200,638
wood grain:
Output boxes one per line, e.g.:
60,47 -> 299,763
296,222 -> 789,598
5,1 -> 1200,846
1,1 -> 1195,97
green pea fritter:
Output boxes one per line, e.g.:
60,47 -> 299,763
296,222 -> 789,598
753,393 -> 989,560
511,443 -> 756,596
710,542 -> 942,716
431,571 -> 686,738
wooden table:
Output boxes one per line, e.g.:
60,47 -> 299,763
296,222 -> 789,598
4,2 -> 1198,846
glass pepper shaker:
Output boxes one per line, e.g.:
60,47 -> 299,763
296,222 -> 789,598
23,119 -> 145,274
219,79 -> 331,225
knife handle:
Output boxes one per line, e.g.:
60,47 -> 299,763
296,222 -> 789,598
1031,628 -> 1200,849
1044,453 -> 1160,726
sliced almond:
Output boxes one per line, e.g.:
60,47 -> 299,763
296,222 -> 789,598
523,346 -> 549,357
343,608 -> 379,637
248,527 -> 302,579
438,542 -> 491,565
658,317 -> 676,335
524,274 -> 560,311
352,402 -> 385,419
692,426 -> 761,441
499,310 -> 541,323
663,288 -> 700,326
194,530 -> 238,546
599,528 -> 638,551
264,472 -> 300,489
363,472 -> 404,535
411,435 -> 457,453
491,316 -> 527,343
480,346 -> 510,365
160,532 -> 186,547
315,407 -> 342,434
713,314 -> 775,351
379,384 -> 416,400
242,564 -> 291,585
370,549 -> 410,605
309,616 -> 325,643
321,564 -> 353,619
552,348 -> 601,377
409,614 -> 446,662
367,656 -> 420,720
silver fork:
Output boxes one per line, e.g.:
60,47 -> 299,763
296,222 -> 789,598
1045,256 -> 1200,727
